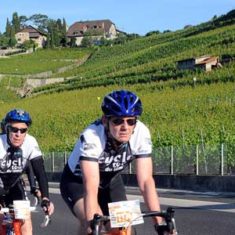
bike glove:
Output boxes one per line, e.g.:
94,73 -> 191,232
155,224 -> 169,235
41,199 -> 50,212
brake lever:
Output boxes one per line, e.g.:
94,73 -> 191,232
40,214 -> 51,228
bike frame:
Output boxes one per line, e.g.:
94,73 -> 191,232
0,201 -> 50,235
0,208 -> 23,235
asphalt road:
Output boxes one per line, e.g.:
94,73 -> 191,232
31,186 -> 235,235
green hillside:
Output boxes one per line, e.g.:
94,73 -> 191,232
0,10 -> 234,165
31,13 -> 235,95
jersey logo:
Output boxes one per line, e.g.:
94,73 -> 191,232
99,151 -> 133,172
0,156 -> 23,173
0,148 -> 24,173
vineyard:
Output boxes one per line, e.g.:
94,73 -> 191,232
31,24 -> 235,94
0,11 -> 234,166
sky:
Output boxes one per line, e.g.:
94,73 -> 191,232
0,0 -> 234,35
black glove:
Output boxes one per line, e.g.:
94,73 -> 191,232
41,199 -> 50,213
30,187 -> 37,195
155,224 -> 169,235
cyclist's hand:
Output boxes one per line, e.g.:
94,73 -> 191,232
155,224 -> 176,235
31,187 -> 41,199
41,198 -> 54,216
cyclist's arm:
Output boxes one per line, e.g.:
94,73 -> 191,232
135,156 -> 163,225
80,159 -> 102,222
30,156 -> 49,198
25,162 -> 37,191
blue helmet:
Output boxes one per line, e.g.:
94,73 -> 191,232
101,90 -> 142,117
5,109 -> 32,126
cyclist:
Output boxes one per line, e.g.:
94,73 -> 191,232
0,109 -> 54,235
0,117 -> 41,202
60,90 -> 173,235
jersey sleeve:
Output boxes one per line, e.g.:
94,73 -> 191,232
23,135 -> 43,160
68,123 -> 105,172
129,121 -> 152,156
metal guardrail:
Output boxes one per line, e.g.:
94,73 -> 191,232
43,143 -> 235,176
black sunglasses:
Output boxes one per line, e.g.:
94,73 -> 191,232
9,126 -> 28,134
110,118 -> 137,126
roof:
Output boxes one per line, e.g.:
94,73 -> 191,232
67,19 -> 115,37
196,56 -> 218,65
177,55 -> 217,64
17,25 -> 47,37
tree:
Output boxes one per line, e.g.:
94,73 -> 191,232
5,18 -> 11,37
12,12 -> 20,33
61,18 -> 68,46
19,15 -> 28,28
69,37 -> 77,48
8,27 -> 17,47
0,35 -> 9,48
145,30 -> 160,37
81,36 -> 92,47
21,39 -> 37,50
29,14 -> 49,31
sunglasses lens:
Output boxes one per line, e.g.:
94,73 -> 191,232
10,126 -> 28,134
111,118 -> 137,126
126,119 -> 137,126
20,128 -> 28,134
112,118 -> 124,125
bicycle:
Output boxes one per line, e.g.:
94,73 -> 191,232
90,200 -> 177,235
0,200 -> 50,235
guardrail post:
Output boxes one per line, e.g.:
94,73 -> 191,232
51,152 -> 55,172
64,151 -> 67,166
196,145 -> 199,175
128,162 -> 132,174
170,145 -> 174,175
221,143 -> 224,176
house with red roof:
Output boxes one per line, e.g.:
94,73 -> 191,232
15,25 -> 47,48
66,19 -> 118,46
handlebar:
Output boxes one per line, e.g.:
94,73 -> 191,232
40,213 -> 51,228
142,207 -> 177,235
0,205 -> 51,228
90,207 -> 177,235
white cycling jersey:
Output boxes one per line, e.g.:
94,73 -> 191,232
0,134 -> 42,174
68,119 -> 152,176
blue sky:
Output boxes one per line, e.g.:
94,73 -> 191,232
0,0 -> 234,35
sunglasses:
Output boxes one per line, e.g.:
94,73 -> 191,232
9,126 -> 28,134
110,118 -> 137,126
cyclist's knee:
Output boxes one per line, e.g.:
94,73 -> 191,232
73,199 -> 85,219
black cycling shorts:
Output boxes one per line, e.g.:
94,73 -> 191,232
0,181 -> 26,207
60,164 -> 127,216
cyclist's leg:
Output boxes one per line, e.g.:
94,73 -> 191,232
99,175 -> 132,235
0,196 -> 4,234
60,165 -> 91,235
21,217 -> 32,235
72,198 -> 87,234
8,182 -> 33,235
